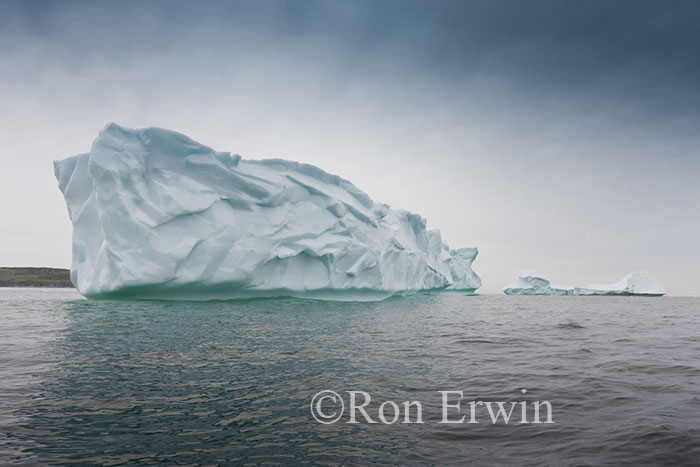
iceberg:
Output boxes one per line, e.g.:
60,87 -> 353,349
503,270 -> 665,296
573,271 -> 666,296
54,123 -> 481,300
502,270 -> 573,296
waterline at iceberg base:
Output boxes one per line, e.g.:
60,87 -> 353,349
54,123 -> 481,300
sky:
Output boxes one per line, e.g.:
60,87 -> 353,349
1,0 -> 698,295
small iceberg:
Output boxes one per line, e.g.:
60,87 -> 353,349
573,271 -> 666,296
504,270 -> 665,296
503,270 -> 573,296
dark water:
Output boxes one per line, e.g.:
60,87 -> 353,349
1,288 -> 699,466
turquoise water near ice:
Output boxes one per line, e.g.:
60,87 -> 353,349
1,288 -> 699,465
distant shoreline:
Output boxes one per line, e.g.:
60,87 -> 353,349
0,267 -> 74,288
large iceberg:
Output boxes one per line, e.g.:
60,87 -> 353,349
504,270 -> 665,296
54,123 -> 481,300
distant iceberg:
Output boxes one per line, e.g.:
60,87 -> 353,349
573,271 -> 666,296
54,123 -> 481,300
502,270 -> 573,296
504,270 -> 665,296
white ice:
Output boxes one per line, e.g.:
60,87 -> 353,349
54,123 -> 481,300
503,270 -> 665,296
502,269 -> 574,296
574,271 -> 666,296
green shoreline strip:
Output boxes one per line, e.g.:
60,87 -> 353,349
0,267 -> 73,288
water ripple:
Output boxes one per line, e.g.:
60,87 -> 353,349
0,290 -> 699,465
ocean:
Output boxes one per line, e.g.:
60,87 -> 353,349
1,288 -> 699,466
